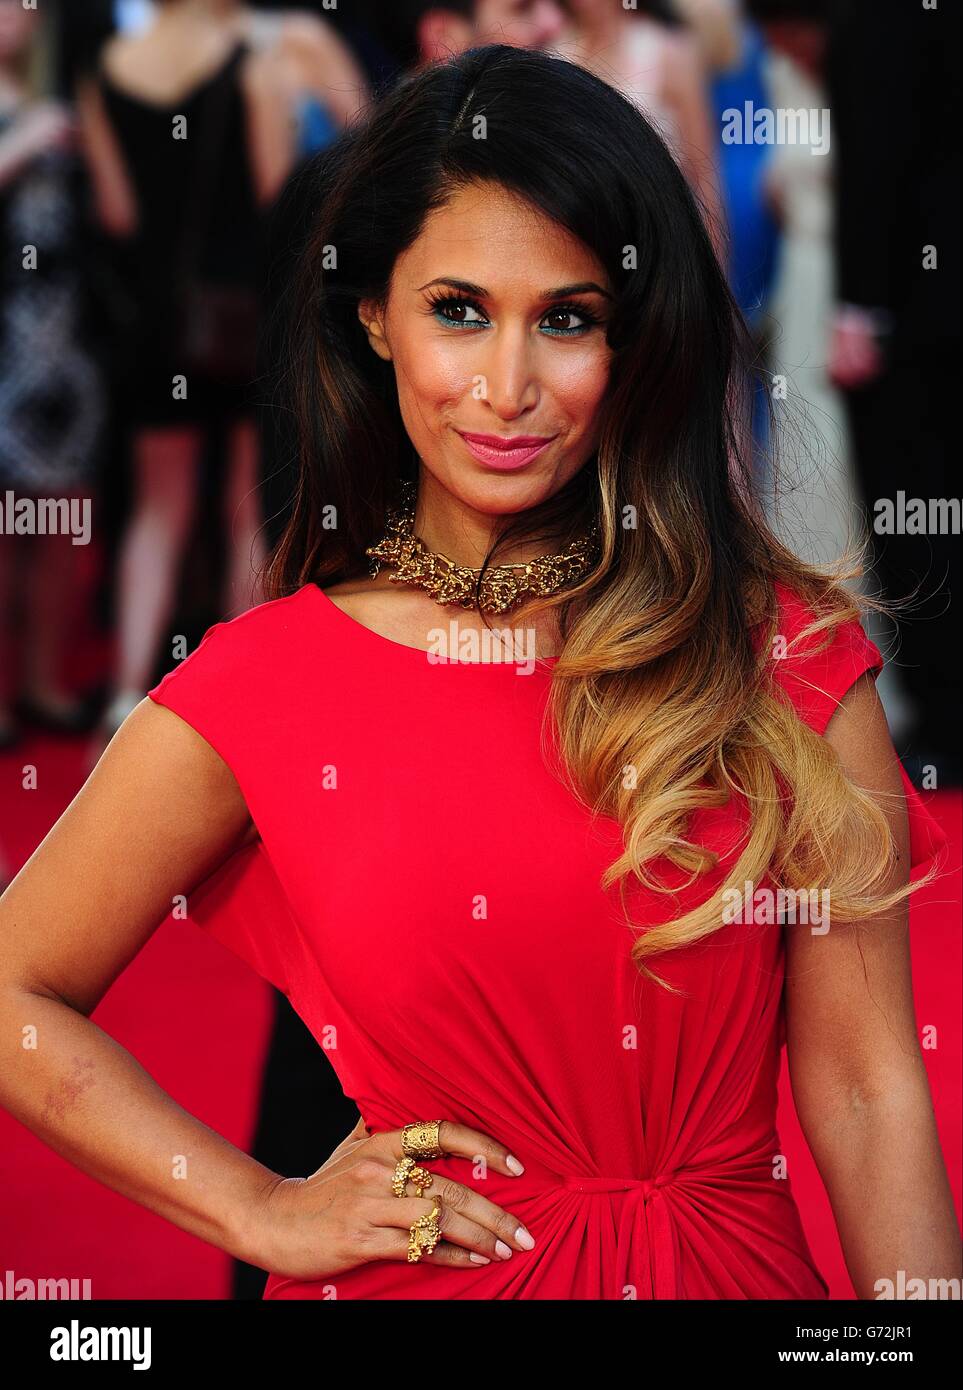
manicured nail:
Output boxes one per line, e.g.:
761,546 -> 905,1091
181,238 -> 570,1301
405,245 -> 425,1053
495,1240 -> 513,1259
469,1252 -> 490,1264
515,1227 -> 535,1250
506,1154 -> 524,1175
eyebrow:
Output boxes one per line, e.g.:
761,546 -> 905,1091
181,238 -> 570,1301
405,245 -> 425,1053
416,277 -> 613,301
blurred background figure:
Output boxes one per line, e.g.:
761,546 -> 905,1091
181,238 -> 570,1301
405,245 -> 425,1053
237,2 -> 369,159
75,0 -> 368,747
0,0 -> 105,751
752,0 -> 862,574
826,0 -> 960,783
683,0 -> 779,335
552,0 -> 726,259
669,0 -> 779,475
383,0 -> 567,68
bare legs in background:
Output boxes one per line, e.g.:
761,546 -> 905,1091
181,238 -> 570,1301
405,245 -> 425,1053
97,415 -> 265,754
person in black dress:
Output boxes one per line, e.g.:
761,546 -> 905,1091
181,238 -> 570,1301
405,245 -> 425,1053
76,2 -> 284,743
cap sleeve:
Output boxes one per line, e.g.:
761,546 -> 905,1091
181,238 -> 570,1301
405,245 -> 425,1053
767,585 -> 884,739
148,619 -> 245,777
148,614 -> 299,997
766,583 -> 950,878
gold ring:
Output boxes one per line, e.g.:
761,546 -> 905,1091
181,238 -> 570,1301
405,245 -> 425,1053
408,1204 -> 442,1263
391,1157 -> 434,1198
401,1120 -> 445,1160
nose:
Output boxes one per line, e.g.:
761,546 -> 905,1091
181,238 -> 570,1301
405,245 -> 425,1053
478,327 -> 539,419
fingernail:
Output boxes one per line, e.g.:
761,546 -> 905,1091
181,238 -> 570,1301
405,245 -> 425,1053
469,1252 -> 491,1264
515,1226 -> 535,1250
494,1240 -> 513,1259
506,1154 -> 524,1175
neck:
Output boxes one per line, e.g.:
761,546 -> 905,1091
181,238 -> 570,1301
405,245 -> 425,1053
412,470 -> 570,569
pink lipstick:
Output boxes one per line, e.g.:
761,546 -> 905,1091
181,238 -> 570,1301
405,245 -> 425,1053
456,430 -> 556,471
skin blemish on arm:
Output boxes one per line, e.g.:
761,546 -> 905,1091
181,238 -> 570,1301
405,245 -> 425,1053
41,1056 -> 97,1127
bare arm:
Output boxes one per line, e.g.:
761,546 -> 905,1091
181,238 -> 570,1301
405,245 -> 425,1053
74,74 -> 139,238
239,45 -> 299,208
238,16 -> 368,209
281,12 -> 370,126
0,699 -> 540,1280
785,673 -> 961,1297
0,701 -> 272,1266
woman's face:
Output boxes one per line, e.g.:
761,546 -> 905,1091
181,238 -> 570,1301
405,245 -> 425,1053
359,181 -> 614,520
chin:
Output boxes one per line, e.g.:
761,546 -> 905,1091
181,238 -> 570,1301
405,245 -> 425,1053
444,473 -> 566,518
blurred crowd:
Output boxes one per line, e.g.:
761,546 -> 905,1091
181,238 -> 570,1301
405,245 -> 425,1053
0,0 -> 959,840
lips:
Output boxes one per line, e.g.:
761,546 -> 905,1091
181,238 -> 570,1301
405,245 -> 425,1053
456,430 -> 557,471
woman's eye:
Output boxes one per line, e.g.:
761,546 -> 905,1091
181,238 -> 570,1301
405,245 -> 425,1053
541,307 -> 591,334
433,299 -> 488,327
430,299 -> 598,334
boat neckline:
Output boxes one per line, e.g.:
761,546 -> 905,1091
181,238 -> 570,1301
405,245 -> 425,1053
307,583 -> 560,669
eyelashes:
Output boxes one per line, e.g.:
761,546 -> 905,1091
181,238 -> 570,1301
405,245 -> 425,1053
424,290 -> 604,337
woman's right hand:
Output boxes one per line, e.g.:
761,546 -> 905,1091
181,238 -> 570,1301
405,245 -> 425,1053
245,1120 -> 536,1281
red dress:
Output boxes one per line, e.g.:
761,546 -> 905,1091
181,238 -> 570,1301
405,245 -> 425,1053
147,580 -> 948,1299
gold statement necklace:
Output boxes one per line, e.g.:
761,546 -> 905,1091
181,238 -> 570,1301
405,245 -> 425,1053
365,479 -> 600,615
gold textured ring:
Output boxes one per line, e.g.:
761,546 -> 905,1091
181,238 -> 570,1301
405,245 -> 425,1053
407,1204 -> 442,1263
391,1157 -> 434,1199
401,1120 -> 445,1160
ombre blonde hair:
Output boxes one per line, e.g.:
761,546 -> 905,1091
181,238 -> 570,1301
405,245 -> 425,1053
523,511 -> 940,991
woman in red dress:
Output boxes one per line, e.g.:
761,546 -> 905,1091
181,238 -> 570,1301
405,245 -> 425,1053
0,45 -> 958,1300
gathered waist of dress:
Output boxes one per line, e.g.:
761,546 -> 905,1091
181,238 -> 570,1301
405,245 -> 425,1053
558,1141 -> 780,1197
383,1132 -> 783,1211
261,1132 -> 820,1300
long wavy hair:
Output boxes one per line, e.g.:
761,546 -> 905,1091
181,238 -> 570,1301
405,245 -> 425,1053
264,44 -> 937,987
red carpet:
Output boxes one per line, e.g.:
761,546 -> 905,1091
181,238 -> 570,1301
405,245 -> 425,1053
0,732 -> 273,1299
1,734 -> 959,1299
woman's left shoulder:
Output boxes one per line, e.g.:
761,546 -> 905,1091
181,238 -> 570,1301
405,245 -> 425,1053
763,583 -> 950,880
760,580 -> 884,738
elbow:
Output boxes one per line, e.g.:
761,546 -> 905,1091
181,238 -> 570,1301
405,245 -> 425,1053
0,978 -> 90,1020
792,1055 -> 933,1143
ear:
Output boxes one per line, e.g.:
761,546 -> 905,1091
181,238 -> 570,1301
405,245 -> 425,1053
357,298 -> 392,362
